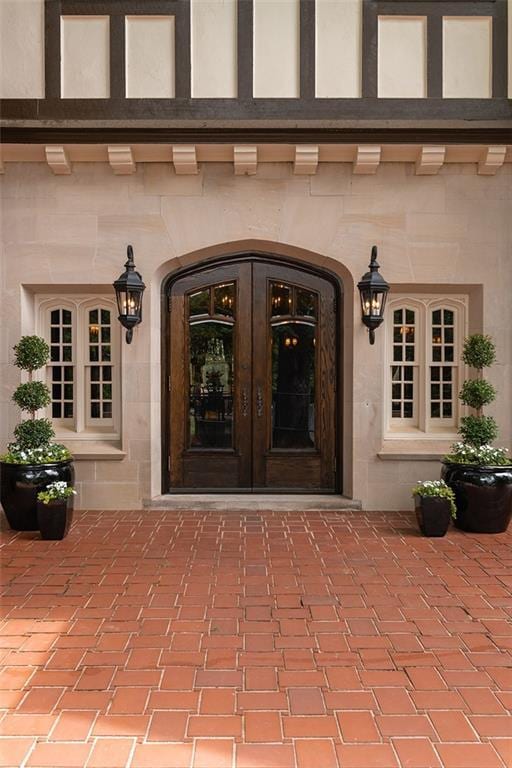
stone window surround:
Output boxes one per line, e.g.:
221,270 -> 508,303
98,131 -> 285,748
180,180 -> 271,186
379,284 -> 484,462
35,292 -> 122,456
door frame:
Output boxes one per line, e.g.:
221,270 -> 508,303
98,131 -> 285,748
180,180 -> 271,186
161,250 -> 344,494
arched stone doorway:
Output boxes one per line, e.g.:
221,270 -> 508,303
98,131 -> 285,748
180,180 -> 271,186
161,249 -> 349,494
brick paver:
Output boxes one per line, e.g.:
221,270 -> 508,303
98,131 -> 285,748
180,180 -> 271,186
0,509 -> 511,767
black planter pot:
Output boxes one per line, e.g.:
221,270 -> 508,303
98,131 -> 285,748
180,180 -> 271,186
414,496 -> 452,537
441,462 -> 512,534
37,498 -> 73,540
0,459 -> 74,531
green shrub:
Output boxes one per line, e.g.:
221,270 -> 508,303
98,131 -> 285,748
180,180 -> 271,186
459,379 -> 496,410
460,415 -> 498,448
37,481 -> 76,505
14,418 -> 55,449
444,443 -> 510,466
13,336 -> 50,373
462,334 -> 496,370
12,381 -> 51,413
412,480 -> 457,518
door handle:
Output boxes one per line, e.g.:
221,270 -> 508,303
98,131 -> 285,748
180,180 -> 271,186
256,386 -> 263,417
241,388 -> 248,418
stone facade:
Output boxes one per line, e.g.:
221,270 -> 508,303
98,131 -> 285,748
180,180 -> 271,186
1,160 -> 511,510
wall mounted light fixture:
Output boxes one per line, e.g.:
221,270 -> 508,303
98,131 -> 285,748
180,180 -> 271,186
357,245 -> 390,345
113,245 -> 145,344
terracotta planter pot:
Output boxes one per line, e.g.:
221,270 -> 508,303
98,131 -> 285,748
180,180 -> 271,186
37,498 -> 74,540
0,459 -> 74,531
414,496 -> 452,537
441,462 -> 512,534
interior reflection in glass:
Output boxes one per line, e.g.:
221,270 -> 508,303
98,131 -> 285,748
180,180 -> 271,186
213,283 -> 235,317
271,283 -> 292,317
189,321 -> 234,449
271,322 -> 315,448
189,289 -> 209,316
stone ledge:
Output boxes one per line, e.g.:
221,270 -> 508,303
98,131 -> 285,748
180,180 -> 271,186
144,494 -> 362,512
66,443 -> 126,462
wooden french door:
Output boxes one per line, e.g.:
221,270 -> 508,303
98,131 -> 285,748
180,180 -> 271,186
167,259 -> 337,492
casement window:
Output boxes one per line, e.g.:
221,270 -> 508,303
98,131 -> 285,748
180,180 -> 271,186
386,296 -> 467,435
37,296 -> 120,439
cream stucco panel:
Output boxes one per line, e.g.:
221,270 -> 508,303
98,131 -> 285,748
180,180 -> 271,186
61,16 -> 110,99
0,0 -> 45,98
443,17 -> 492,98
191,0 -> 237,98
253,0 -> 300,98
126,16 -> 175,98
315,0 -> 361,98
378,16 -> 426,98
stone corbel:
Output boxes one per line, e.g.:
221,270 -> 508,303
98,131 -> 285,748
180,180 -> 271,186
45,146 -> 72,175
173,145 -> 198,175
415,146 -> 446,175
108,146 -> 136,175
353,146 -> 381,175
478,146 -> 507,176
234,146 -> 257,175
294,145 -> 319,175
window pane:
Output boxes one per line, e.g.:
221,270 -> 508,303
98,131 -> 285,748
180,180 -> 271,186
53,366 -> 62,381
63,327 -> 72,343
63,346 -> 72,362
91,402 -> 100,418
443,403 -> 452,418
405,309 -> 414,325
89,346 -> 99,362
62,309 -> 72,325
296,289 -> 317,318
52,384 -> 62,399
64,402 -> 73,418
442,368 -> 452,382
394,309 -> 403,324
51,309 -> 60,324
102,402 -> 112,418
392,402 -> 401,418
103,366 -> 112,381
392,366 -> 401,381
103,384 -> 112,399
51,327 -> 60,343
393,327 -> 402,343
91,366 -> 100,381
272,323 -> 315,449
393,346 -> 403,362
213,283 -> 235,317
444,327 -> 454,344
89,309 -> 99,324
271,283 -> 292,317
443,384 -> 452,399
64,384 -> 73,400
404,384 -> 413,400
189,290 -> 209,317
445,346 -> 454,362
64,367 -> 73,382
404,367 -> 413,382
101,326 -> 111,343
189,320 -> 234,448
432,309 -> 442,324
431,366 -> 440,382
405,346 -> 414,362
431,402 -> 441,417
392,383 -> 401,399
431,384 -> 440,400
89,325 -> 99,343
52,403 -> 62,418
91,383 -> 100,400
101,346 -> 111,362
51,346 -> 59,362
403,402 -> 413,418
432,347 -> 442,362
101,309 -> 110,324
444,309 -> 454,325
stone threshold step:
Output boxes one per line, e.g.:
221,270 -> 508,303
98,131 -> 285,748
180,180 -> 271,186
144,494 -> 362,511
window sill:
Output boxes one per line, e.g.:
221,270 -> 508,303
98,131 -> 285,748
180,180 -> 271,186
378,438 -> 455,462
61,440 -> 126,462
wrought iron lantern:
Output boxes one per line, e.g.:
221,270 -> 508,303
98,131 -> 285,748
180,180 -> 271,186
357,245 -> 390,345
113,245 -> 145,344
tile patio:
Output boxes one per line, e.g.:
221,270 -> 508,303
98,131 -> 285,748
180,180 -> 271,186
0,509 -> 511,768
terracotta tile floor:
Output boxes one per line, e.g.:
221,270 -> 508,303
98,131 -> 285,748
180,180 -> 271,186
1,509 -> 511,768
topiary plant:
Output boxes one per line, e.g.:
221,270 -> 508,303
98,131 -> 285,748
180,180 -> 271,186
444,333 -> 510,465
458,334 -> 497,449
1,335 -> 71,464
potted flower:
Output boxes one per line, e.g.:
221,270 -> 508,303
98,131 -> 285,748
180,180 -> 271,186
0,336 -> 74,531
37,481 -> 76,540
412,480 -> 456,537
442,334 -> 512,533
